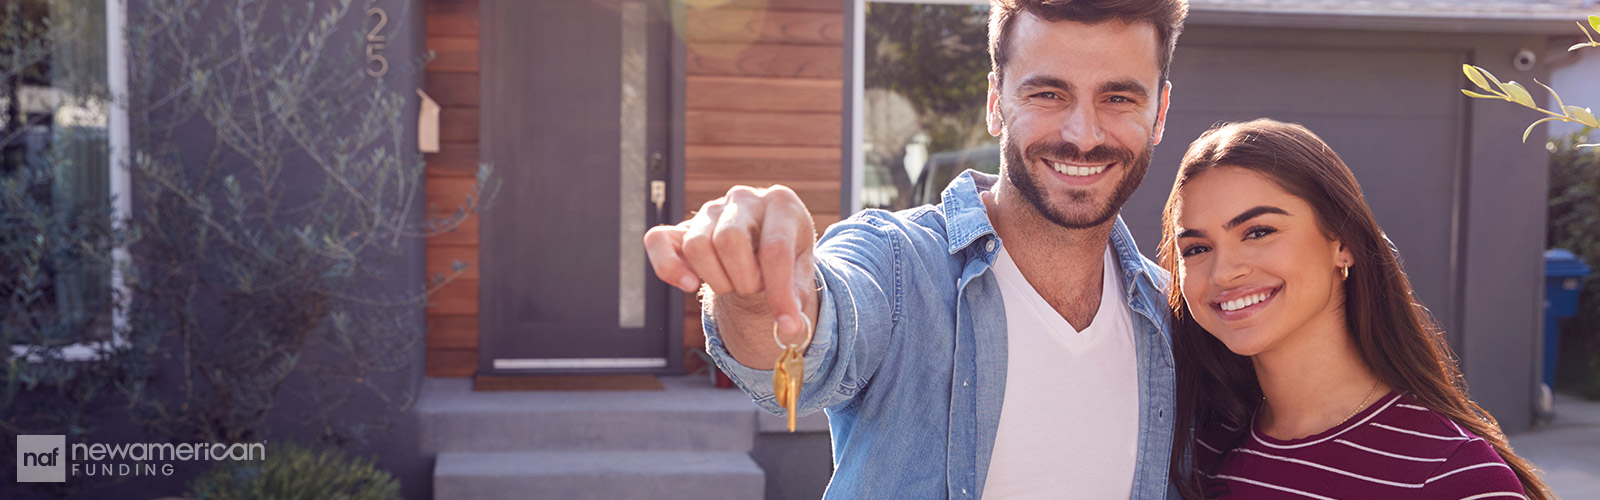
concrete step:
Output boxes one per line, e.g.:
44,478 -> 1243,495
433,450 -> 765,500
418,376 -> 760,453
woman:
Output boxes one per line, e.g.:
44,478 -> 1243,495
1159,119 -> 1552,499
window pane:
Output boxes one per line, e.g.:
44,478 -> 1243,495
862,2 -> 997,212
1,0 -> 112,338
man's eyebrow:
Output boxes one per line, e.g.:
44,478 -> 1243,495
1175,206 -> 1290,240
1099,78 -> 1151,97
1223,206 -> 1290,230
1016,75 -> 1072,93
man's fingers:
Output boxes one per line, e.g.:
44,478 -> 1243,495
758,192 -> 815,336
643,225 -> 700,292
758,215 -> 801,335
713,200 -> 765,295
682,217 -> 736,295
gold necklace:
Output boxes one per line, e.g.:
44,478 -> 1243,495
1261,380 -> 1384,424
1344,381 -> 1383,423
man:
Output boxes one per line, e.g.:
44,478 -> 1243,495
644,0 -> 1186,497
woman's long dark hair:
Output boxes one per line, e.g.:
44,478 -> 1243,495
1160,119 -> 1552,500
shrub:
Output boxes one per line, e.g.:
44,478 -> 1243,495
1548,130 -> 1600,398
186,442 -> 399,500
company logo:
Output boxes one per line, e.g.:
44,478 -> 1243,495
17,435 -> 66,483
15,435 -> 265,483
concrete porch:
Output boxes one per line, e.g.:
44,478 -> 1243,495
418,375 -> 832,500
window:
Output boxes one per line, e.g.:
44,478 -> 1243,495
2,0 -> 130,361
853,0 -> 996,213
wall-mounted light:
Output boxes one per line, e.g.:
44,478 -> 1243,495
418,89 -> 440,153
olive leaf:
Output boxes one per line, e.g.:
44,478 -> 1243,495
1565,106 -> 1598,128
1463,64 -> 1492,92
1525,117 -> 1561,143
1503,81 -> 1535,107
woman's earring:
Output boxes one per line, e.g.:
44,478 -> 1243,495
1341,264 -> 1350,281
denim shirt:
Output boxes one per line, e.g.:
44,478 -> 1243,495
704,171 -> 1177,499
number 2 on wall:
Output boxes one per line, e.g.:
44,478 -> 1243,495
366,7 -> 388,78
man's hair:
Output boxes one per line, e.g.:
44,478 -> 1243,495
988,0 -> 1188,85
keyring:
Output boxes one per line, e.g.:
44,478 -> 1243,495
772,314 -> 814,349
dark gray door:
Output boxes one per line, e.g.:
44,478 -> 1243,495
478,0 -> 675,374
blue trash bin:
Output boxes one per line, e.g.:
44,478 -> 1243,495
1543,249 -> 1592,387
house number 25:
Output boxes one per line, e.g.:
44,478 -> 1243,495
366,7 -> 388,78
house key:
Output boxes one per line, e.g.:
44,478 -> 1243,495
771,315 -> 813,432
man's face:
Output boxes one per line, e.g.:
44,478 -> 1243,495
986,13 -> 1170,229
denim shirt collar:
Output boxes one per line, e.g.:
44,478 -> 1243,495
939,169 -> 999,255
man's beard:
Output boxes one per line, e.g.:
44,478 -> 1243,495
1001,128 -> 1153,229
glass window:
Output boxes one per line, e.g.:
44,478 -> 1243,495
860,2 -> 997,212
1,0 -> 115,341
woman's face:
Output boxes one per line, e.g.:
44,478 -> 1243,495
1172,166 -> 1352,357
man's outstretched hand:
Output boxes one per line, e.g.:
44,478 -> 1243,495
643,185 -> 820,368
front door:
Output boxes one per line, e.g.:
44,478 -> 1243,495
478,0 -> 675,374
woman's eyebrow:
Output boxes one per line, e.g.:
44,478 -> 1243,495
1223,206 -> 1289,230
1175,205 -> 1290,239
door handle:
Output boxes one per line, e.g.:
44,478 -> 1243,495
650,180 -> 666,221
649,152 -> 666,221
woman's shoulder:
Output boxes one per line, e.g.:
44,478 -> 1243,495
1346,393 -> 1484,457
1356,393 -> 1524,496
1197,393 -> 1526,498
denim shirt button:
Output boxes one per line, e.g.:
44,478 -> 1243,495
984,239 -> 996,252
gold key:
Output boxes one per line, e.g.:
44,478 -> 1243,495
772,316 -> 813,432
781,345 -> 804,431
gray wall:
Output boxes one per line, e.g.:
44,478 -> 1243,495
48,1 -> 434,499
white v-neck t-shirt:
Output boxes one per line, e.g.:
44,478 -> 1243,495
980,245 -> 1139,500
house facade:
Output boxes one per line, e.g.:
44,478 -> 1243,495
401,0 -> 1596,497
14,0 -> 1588,498
421,0 -> 1589,412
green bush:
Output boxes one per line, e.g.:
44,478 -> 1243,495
186,442 -> 399,500
1548,130 -> 1600,399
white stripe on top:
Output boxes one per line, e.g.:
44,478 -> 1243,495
1428,462 -> 1516,484
1251,393 -> 1404,450
1332,439 -> 1448,462
1210,474 -> 1339,500
1458,493 -> 1528,500
1233,448 -> 1424,488
1370,422 -> 1472,441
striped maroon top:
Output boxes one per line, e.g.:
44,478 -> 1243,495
1194,391 -> 1527,499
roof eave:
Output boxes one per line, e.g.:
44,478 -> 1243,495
1189,8 -> 1590,35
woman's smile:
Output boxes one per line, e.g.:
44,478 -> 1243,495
1210,284 -> 1281,321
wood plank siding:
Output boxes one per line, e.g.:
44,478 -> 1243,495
424,0 -> 482,377
423,0 -> 846,377
681,0 -> 845,373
